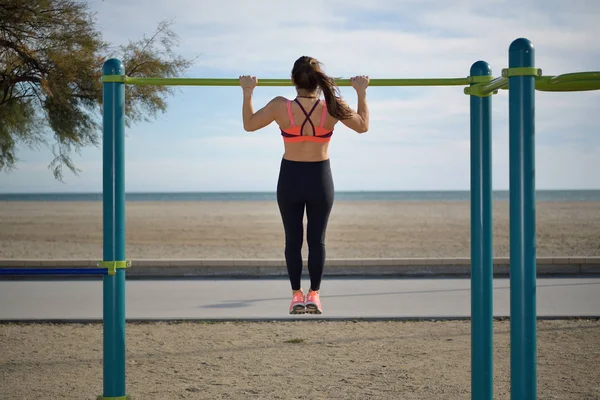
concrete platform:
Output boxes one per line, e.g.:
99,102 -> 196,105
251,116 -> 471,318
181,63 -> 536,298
0,277 -> 598,321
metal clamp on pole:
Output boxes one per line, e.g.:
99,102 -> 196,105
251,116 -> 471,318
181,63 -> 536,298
464,75 -> 497,97
464,88 -> 496,97
97,394 -> 132,400
502,67 -> 542,78
97,260 -> 131,276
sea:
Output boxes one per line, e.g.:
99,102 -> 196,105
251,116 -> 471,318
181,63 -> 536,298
0,190 -> 599,202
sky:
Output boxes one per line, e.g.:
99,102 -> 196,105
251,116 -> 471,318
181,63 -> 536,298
1,0 -> 599,193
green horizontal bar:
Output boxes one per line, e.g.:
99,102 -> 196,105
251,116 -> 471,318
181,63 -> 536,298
101,75 -> 472,87
101,71 -> 600,93
536,78 -> 600,92
536,72 -> 600,92
468,72 -> 600,95
548,71 -> 600,85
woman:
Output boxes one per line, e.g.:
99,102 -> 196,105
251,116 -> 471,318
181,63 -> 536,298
239,56 -> 370,315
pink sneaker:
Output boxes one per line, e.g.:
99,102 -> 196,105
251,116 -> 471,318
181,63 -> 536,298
289,291 -> 305,314
305,290 -> 322,314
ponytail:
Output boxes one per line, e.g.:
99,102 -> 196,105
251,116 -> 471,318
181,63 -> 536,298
291,56 -> 353,120
314,70 -> 353,120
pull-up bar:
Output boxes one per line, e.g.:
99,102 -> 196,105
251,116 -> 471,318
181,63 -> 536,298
100,71 -> 600,94
100,76 -> 474,87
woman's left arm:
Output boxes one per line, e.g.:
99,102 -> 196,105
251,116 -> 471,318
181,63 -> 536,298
240,75 -> 280,132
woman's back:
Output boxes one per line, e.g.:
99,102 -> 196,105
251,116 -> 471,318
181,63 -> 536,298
277,97 -> 338,162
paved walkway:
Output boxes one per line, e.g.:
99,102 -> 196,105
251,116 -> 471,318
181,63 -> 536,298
0,277 -> 598,321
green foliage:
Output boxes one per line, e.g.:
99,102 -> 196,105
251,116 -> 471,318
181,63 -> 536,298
0,0 -> 194,180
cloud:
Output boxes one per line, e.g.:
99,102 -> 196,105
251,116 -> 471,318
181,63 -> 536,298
1,0 -> 599,192
91,0 -> 600,76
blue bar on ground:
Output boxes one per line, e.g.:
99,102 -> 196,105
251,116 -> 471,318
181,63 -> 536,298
0,268 -> 108,276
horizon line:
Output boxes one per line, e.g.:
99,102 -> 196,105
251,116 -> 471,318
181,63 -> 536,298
1,188 -> 600,195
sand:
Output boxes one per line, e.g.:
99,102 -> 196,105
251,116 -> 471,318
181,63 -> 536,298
0,200 -> 599,259
0,319 -> 599,400
1,201 -> 599,399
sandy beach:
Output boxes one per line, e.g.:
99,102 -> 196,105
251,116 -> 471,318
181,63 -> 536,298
0,319 -> 598,399
0,200 -> 599,259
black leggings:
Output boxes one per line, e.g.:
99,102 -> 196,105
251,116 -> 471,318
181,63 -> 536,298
276,158 -> 334,292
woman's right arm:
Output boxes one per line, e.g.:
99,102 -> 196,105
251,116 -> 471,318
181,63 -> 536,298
340,75 -> 370,133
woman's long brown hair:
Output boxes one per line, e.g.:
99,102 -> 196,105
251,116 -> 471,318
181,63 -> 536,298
291,56 -> 353,120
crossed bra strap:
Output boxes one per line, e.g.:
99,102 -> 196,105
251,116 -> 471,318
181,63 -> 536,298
286,99 -> 327,136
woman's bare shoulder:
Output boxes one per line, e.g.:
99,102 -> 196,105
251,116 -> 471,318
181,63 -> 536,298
268,96 -> 289,112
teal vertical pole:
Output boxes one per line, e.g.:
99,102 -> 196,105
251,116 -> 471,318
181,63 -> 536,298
102,58 -> 127,399
469,61 -> 494,400
508,38 -> 537,400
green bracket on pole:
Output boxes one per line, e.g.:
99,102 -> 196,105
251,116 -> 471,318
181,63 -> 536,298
464,74 -> 497,97
502,67 -> 542,78
464,86 -> 498,97
465,72 -> 519,97
97,261 -> 131,276
97,395 -> 132,400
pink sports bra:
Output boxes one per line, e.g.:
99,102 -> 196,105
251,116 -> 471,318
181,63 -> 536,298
280,99 -> 333,143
